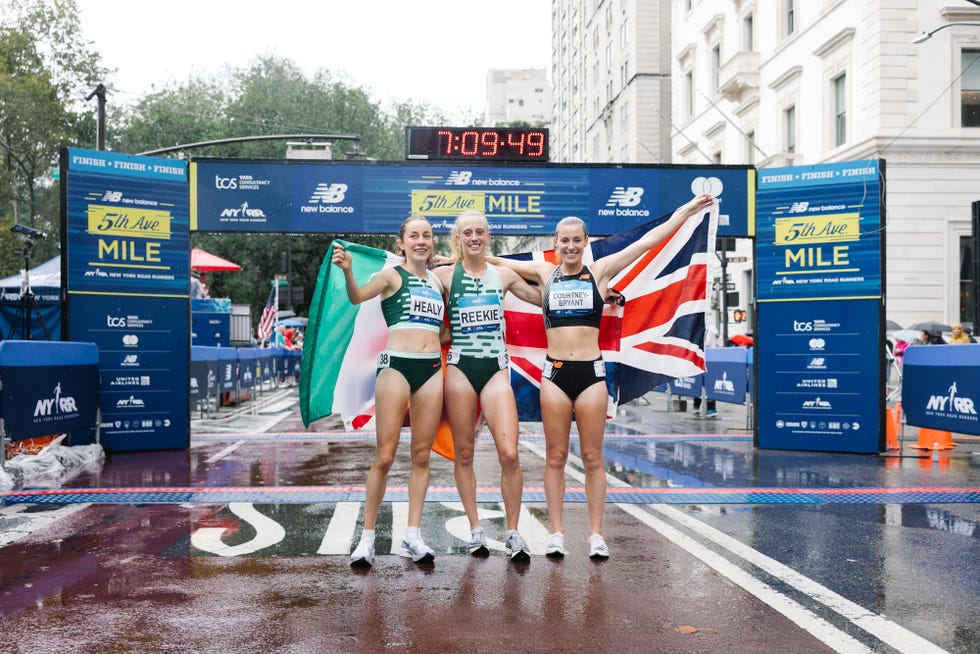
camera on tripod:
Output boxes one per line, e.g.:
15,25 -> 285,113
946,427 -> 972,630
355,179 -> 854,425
11,224 -> 47,241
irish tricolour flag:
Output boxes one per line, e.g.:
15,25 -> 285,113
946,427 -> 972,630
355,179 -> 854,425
299,240 -> 399,430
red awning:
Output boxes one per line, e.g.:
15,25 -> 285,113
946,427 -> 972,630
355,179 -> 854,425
191,248 -> 242,272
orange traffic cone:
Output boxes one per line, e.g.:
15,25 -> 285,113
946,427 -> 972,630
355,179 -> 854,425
885,408 -> 899,450
909,426 -> 956,451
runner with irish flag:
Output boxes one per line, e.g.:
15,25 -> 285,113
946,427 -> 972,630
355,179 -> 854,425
301,216 -> 445,569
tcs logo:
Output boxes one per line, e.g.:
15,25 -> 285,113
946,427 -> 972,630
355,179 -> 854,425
606,187 -> 644,207
214,175 -> 237,190
107,315 -> 126,328
793,320 -> 813,332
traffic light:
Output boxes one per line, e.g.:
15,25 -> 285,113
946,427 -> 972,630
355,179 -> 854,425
732,309 -> 747,323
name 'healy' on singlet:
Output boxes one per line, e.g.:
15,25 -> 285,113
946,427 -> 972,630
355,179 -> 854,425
542,264 -> 604,330
447,263 -> 506,357
381,266 -> 444,333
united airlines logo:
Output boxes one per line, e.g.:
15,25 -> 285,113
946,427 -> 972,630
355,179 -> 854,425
33,383 -> 80,419
446,171 -> 472,185
605,187 -> 644,207
308,183 -> 348,203
925,381 -> 978,419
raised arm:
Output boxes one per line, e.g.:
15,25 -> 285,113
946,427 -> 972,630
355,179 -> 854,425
331,241 -> 394,305
498,266 -> 543,307
487,255 -> 551,287
593,193 -> 715,283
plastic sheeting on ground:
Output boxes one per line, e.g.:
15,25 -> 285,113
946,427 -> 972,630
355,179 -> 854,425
0,435 -> 105,489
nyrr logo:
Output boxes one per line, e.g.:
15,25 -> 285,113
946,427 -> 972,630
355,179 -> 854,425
214,175 -> 237,190
714,372 -> 734,392
116,395 -> 146,409
606,187 -> 644,207
925,381 -> 977,416
308,183 -> 348,203
33,383 -> 79,418
220,202 -> 266,218
802,397 -> 832,409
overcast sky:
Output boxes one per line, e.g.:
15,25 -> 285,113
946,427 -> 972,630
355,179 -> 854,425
75,1 -> 552,122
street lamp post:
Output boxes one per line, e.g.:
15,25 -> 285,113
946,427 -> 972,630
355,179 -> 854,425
912,21 -> 980,44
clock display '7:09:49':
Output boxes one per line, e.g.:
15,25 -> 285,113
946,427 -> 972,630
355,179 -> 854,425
405,126 -> 549,162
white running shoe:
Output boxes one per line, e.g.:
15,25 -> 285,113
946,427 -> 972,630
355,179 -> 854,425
399,537 -> 435,563
350,538 -> 374,568
544,532 -> 566,558
588,534 -> 610,560
505,532 -> 531,563
468,527 -> 490,557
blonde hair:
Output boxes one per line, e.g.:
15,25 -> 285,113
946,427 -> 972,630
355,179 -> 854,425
554,216 -> 587,237
449,210 -> 490,262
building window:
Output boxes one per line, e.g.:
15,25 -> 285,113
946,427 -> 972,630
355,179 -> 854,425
833,74 -> 846,146
712,151 -> 722,164
711,45 -> 721,91
785,0 -> 796,36
684,70 -> 694,118
621,18 -> 628,48
744,13 -> 754,51
621,60 -> 629,88
606,42 -> 612,71
961,235 -> 975,324
785,105 -> 796,154
962,50 -> 980,127
746,130 -> 756,165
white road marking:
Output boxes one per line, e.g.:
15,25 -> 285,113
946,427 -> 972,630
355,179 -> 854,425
519,438 -> 949,654
390,501 -> 408,554
203,440 -> 244,463
190,502 -> 285,557
317,501 -> 360,554
0,504 -> 90,548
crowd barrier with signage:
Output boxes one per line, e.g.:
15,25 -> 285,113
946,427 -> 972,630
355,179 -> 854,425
901,344 -> 980,436
188,346 -> 299,414
658,347 -> 754,409
0,340 -> 101,467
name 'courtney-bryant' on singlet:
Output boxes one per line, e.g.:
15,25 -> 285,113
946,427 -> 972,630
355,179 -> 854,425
381,267 -> 444,333
542,265 -> 604,330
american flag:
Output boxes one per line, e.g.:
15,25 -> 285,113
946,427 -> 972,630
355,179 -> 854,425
504,202 -> 718,420
256,283 -> 278,343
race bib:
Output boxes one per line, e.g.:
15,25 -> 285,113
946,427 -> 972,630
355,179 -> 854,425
458,294 -> 501,334
377,350 -> 391,368
447,347 -> 461,365
548,279 -> 593,316
408,286 -> 444,326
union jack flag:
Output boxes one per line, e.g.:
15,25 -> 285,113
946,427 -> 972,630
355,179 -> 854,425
503,202 -> 718,420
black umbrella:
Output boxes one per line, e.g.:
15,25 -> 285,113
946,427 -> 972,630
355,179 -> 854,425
909,321 -> 951,333
885,319 -> 902,331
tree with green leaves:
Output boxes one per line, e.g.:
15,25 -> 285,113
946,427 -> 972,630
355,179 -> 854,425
0,0 -> 105,269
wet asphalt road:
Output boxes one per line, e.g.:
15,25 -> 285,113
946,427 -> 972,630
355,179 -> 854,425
0,387 -> 978,654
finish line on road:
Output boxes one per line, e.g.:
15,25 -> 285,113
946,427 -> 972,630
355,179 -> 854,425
2,485 -> 977,505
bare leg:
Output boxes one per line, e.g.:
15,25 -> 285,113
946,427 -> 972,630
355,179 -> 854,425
363,369 -> 410,530
540,378 -> 573,535
480,370 -> 524,531
445,366 -> 481,530
406,371 -> 443,528
573,382 -> 609,535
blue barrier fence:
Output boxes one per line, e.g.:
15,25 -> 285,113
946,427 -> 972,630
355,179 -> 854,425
657,347 -> 754,405
189,346 -> 301,413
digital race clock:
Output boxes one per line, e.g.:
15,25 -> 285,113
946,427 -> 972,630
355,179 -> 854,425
405,126 -> 549,162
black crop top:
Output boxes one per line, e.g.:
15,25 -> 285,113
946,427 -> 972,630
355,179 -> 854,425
542,265 -> 604,330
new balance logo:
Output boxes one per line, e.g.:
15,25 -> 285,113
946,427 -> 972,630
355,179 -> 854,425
446,171 -> 472,185
309,183 -> 348,204
606,187 -> 644,207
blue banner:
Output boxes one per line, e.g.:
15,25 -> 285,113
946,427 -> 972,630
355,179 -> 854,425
704,347 -> 749,403
756,299 -> 881,453
669,375 -> 704,399
756,160 -> 882,301
902,344 -> 980,435
63,148 -> 190,452
191,161 -> 754,236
